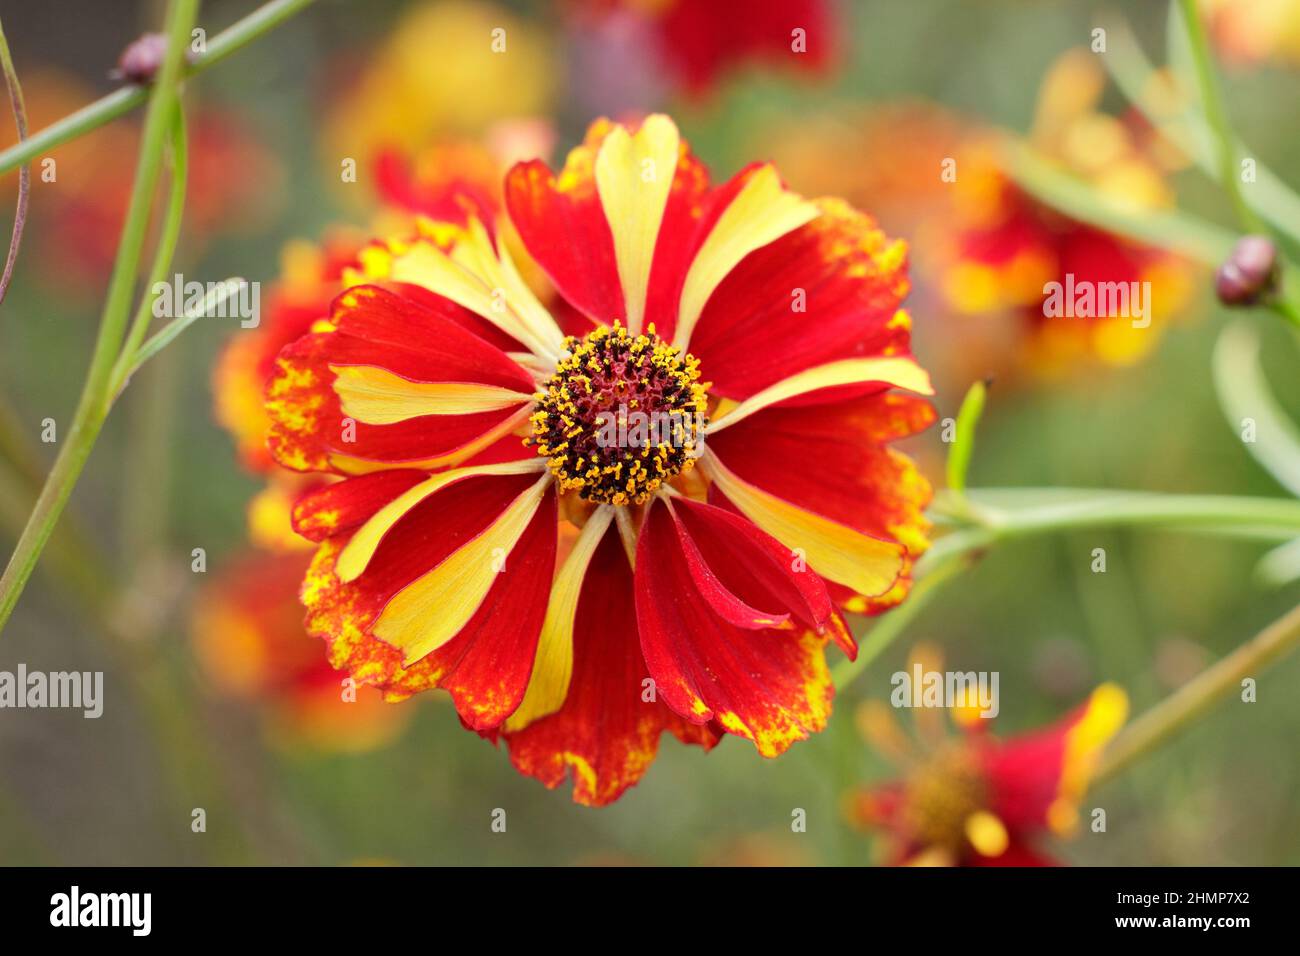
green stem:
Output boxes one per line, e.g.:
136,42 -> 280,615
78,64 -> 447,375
834,487 -> 1300,692
110,102 -> 187,395
1177,0 -> 1266,235
1094,599 -> 1300,784
0,0 -> 316,175
0,0 -> 198,635
930,488 -> 1300,539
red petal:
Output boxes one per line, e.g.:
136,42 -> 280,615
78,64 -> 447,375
302,472 -> 555,731
292,470 -> 429,542
634,496 -> 835,756
505,533 -> 719,806
689,200 -> 911,399
706,392 -> 935,613
504,120 -> 623,324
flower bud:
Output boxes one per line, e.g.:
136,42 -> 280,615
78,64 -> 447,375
112,33 -> 184,85
1216,235 -> 1278,307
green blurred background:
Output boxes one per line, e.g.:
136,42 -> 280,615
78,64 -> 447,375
1,0 -> 1298,865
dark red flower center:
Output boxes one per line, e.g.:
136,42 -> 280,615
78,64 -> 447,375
527,323 -> 708,506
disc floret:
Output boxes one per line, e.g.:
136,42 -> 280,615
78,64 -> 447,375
527,323 -> 708,506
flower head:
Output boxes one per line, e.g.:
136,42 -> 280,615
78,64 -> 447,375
847,646 -> 1129,865
262,114 -> 935,804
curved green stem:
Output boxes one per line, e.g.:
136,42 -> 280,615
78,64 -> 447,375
1177,0 -> 1266,235
0,0 -> 316,175
1094,599 -> 1300,784
835,487 -> 1300,694
110,102 -> 187,395
0,0 -> 198,635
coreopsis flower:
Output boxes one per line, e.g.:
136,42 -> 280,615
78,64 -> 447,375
263,114 -> 935,805
567,0 -> 835,98
935,50 -> 1196,375
191,550 -> 410,752
846,646 -> 1128,866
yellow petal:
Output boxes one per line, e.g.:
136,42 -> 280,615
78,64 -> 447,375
594,114 -> 680,336
1052,682 -> 1129,833
673,165 -> 820,350
964,810 -> 1010,858
702,451 -> 902,599
336,459 -> 545,583
328,404 -> 533,475
330,365 -> 532,425
389,224 -> 562,362
706,356 -> 933,433
373,473 -> 552,666
503,505 -> 614,732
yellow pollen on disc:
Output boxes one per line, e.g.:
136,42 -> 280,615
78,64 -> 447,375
899,745 -> 992,857
526,322 -> 708,506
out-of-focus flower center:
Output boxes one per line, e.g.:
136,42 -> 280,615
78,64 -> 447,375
900,745 -> 990,854
528,323 -> 708,506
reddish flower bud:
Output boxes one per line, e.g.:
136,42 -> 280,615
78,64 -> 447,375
1216,235 -> 1278,307
112,33 -> 188,85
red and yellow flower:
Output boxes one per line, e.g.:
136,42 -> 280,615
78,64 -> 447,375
262,114 -> 935,805
934,51 -> 1197,376
847,646 -> 1129,866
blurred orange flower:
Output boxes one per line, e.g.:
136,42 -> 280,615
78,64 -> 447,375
933,50 -> 1197,376
566,0 -> 837,97
321,0 -> 555,200
7,69 -> 280,302
191,550 -> 410,753
1202,0 -> 1300,66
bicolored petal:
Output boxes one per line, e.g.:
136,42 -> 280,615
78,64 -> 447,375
506,531 -> 720,806
301,470 -> 557,729
371,473 -> 552,665
505,119 -> 625,324
701,449 -> 906,605
633,495 -> 836,757
291,469 -> 429,543
686,198 -> 912,399
505,505 -> 615,732
982,683 -> 1129,835
265,285 -> 536,474
388,217 -> 565,361
672,163 -> 821,350
704,391 -> 935,612
706,355 -> 932,433
594,114 -> 681,335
